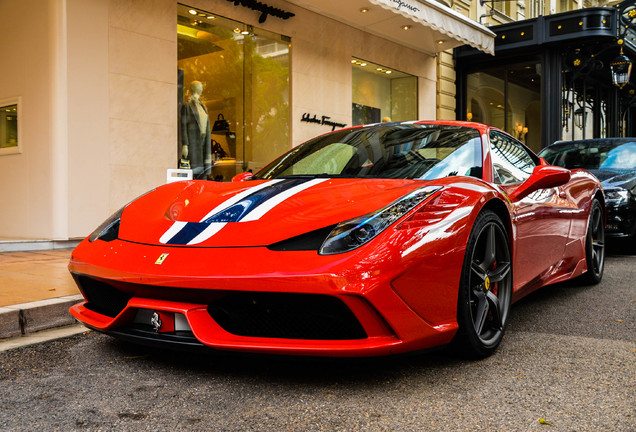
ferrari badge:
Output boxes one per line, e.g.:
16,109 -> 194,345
151,312 -> 162,332
155,253 -> 169,265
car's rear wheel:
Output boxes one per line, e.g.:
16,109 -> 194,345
452,210 -> 512,358
580,199 -> 605,285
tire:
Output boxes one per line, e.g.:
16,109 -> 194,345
452,210 -> 513,359
579,199 -> 605,285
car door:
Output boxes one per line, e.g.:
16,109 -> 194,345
488,131 -> 571,291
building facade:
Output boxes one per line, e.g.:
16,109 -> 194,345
0,0 -> 493,243
438,0 -> 634,153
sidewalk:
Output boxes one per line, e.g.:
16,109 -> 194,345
0,248 -> 83,339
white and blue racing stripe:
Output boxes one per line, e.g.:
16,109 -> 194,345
160,178 -> 328,245
239,178 -> 326,222
159,221 -> 188,244
199,179 -> 283,222
183,222 -> 227,246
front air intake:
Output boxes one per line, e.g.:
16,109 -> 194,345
207,292 -> 367,340
73,275 -> 132,318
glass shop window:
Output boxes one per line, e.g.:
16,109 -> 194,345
0,100 -> 19,156
351,58 -> 417,126
466,63 -> 542,153
177,5 -> 290,181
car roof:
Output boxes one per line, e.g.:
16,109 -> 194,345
550,138 -> 636,146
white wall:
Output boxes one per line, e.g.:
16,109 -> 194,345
107,0 -> 177,215
67,0 -> 109,237
0,0 -> 56,239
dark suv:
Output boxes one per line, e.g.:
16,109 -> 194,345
539,138 -> 636,245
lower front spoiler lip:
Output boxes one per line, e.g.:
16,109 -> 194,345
108,327 -> 209,353
70,300 -> 405,358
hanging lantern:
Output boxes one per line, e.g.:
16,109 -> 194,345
574,108 -> 586,129
610,43 -> 632,89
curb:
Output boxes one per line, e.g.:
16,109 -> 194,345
0,295 -> 84,339
0,239 -> 81,253
0,324 -> 88,352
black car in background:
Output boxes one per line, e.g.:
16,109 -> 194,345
539,138 -> 636,245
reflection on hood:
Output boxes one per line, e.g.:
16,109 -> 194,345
589,169 -> 636,190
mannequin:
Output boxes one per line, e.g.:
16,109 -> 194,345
181,81 -> 211,178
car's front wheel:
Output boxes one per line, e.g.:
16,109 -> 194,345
452,210 -> 512,358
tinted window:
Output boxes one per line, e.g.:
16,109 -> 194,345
489,131 -> 536,184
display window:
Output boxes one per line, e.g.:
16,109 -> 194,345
0,98 -> 20,156
351,58 -> 417,126
466,63 -> 542,153
177,4 -> 290,181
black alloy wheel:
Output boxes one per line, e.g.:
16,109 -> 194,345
580,199 -> 605,285
452,210 -> 512,358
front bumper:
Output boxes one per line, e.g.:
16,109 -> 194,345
605,203 -> 636,238
69,237 -> 461,357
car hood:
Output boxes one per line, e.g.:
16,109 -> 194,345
592,169 -> 636,190
118,178 -> 439,247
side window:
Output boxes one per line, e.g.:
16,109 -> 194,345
489,131 -> 536,184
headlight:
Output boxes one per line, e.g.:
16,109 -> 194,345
319,186 -> 441,255
88,206 -> 125,242
88,189 -> 156,242
605,189 -> 630,205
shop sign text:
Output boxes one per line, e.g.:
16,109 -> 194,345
227,0 -> 295,23
301,113 -> 347,131
387,0 -> 419,13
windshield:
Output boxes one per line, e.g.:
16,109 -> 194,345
540,141 -> 636,172
255,124 -> 483,180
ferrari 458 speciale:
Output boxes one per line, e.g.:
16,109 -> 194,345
69,121 -> 605,358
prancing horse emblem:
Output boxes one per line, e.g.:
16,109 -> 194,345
155,253 -> 169,265
150,312 -> 162,332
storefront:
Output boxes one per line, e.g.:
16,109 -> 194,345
455,1 -> 636,153
177,1 -> 489,181
176,0 -> 494,180
0,0 -> 493,243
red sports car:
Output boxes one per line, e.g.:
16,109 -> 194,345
69,121 -> 605,358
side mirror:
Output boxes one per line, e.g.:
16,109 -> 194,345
508,165 -> 571,201
232,172 -> 254,182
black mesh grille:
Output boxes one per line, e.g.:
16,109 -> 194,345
71,274 -> 367,341
74,275 -> 132,318
207,292 -> 367,340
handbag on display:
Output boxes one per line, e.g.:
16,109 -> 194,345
179,158 -> 191,169
211,139 -> 227,158
212,113 -> 230,133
